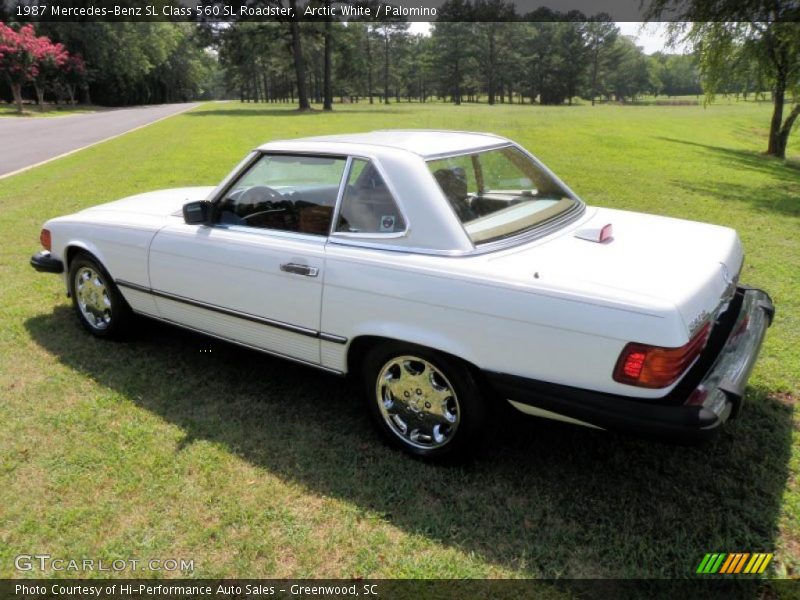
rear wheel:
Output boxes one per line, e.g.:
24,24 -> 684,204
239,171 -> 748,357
362,342 -> 487,462
68,252 -> 132,338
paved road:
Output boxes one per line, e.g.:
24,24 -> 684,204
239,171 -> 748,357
0,103 -> 200,178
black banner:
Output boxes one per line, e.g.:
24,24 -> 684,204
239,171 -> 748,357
2,579 -> 799,600
2,0 -> 799,23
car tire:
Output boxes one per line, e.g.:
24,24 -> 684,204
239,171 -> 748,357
361,341 -> 487,462
68,252 -> 133,339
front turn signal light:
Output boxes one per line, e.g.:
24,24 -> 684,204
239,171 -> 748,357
40,228 -> 51,251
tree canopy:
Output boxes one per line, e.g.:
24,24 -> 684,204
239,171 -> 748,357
646,0 -> 800,157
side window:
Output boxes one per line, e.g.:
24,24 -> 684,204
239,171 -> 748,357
429,154 -> 478,194
219,154 -> 347,235
335,159 -> 406,234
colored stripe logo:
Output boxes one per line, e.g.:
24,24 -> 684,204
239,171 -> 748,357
696,553 -> 773,574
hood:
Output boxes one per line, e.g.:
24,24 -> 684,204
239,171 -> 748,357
82,187 -> 215,219
487,207 -> 743,342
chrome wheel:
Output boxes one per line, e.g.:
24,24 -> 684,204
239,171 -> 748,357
375,355 -> 460,450
74,266 -> 112,330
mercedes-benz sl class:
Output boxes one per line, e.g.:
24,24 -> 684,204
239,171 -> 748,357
30,131 -> 774,460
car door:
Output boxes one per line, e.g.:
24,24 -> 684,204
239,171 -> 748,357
148,153 -> 349,367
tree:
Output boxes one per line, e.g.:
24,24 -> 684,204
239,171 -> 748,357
646,1 -> 800,158
287,0 -> 310,109
152,24 -> 215,103
323,0 -> 332,110
0,24 -> 40,112
38,22 -> 217,106
606,36 -> 651,102
556,22 -> 590,104
433,0 -> 478,105
651,52 -> 701,97
584,17 -> 618,105
472,0 -> 516,105
31,36 -> 69,108
524,22 -> 575,105
374,22 -> 409,105
60,54 -> 87,104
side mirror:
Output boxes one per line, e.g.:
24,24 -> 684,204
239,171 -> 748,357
183,200 -> 212,225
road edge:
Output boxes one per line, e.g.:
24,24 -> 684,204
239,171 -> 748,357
0,102 -> 200,181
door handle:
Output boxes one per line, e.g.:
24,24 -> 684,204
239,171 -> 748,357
280,262 -> 319,277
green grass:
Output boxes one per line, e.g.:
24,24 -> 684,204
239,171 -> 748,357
0,101 -> 798,584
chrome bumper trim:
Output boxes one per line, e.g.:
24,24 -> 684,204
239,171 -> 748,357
697,287 -> 774,428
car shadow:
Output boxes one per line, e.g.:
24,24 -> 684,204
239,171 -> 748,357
25,308 -> 794,581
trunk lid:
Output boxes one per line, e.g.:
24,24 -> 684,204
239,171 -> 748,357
487,207 -> 743,342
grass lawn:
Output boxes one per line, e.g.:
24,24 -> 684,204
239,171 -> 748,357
0,100 -> 798,584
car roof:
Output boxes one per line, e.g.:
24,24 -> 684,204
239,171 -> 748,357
256,130 -> 511,159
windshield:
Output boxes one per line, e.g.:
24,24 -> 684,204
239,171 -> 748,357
427,146 -> 578,244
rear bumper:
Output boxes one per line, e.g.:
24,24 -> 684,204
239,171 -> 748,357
486,286 -> 774,441
30,250 -> 64,274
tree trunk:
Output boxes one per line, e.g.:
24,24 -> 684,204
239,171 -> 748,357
766,68 -> 787,156
591,47 -> 599,106
487,31 -> 496,105
775,103 -> 800,159
10,82 -> 24,112
383,31 -> 390,105
323,2 -> 333,111
454,59 -> 461,105
288,3 -> 310,110
366,28 -> 373,104
34,83 -> 45,110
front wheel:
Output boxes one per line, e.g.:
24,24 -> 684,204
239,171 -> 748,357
68,252 -> 133,338
362,342 -> 487,462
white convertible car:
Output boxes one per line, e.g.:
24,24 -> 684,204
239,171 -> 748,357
31,131 -> 774,460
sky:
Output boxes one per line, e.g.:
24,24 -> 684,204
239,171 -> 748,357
407,22 -> 682,55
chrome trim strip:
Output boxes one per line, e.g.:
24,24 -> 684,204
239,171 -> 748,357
327,237 -> 469,256
115,279 -> 348,344
423,141 -> 514,161
332,230 -> 409,241
211,223 -> 330,243
507,400 -> 604,429
328,155 -> 352,237
115,279 -> 151,294
326,201 -> 586,257
319,332 -> 348,344
144,314 -> 345,376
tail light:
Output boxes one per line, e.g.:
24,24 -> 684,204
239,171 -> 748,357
613,322 -> 711,388
40,228 -> 51,251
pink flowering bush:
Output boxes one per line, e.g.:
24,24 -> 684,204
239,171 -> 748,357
0,22 -> 80,112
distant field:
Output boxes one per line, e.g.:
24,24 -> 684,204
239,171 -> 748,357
0,100 -> 797,582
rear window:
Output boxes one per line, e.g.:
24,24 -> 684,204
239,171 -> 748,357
427,146 -> 577,244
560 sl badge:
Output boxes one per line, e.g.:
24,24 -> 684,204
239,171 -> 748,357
688,310 -> 711,336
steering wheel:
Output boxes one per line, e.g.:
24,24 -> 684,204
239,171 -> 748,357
239,185 -> 283,207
